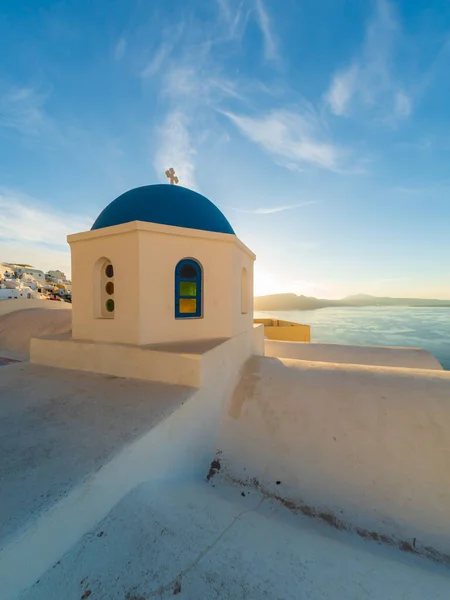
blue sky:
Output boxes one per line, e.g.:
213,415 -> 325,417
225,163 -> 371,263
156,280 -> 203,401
1,0 -> 449,299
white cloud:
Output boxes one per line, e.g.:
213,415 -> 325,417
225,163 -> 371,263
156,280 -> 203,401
326,64 -> 359,116
0,189 -> 91,244
325,0 -> 412,122
232,201 -> 316,214
394,90 -> 412,118
254,0 -> 278,61
140,43 -> 172,79
114,37 -> 127,61
153,111 -> 197,189
217,0 -> 248,40
0,189 -> 92,275
223,108 -> 347,171
162,64 -> 244,106
0,86 -> 47,135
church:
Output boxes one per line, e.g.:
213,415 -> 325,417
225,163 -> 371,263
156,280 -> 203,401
31,177 -> 263,385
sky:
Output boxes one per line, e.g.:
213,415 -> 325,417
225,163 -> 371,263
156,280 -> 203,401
0,0 -> 449,299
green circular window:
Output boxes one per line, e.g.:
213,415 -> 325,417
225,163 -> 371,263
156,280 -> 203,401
105,282 -> 114,295
105,299 -> 115,313
105,264 -> 114,278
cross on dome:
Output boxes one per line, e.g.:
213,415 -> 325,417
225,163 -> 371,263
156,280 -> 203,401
165,167 -> 179,185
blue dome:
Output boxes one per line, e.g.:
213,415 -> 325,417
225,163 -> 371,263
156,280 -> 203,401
91,184 -> 235,235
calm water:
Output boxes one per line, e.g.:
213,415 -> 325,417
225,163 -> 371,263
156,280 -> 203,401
255,306 -> 450,370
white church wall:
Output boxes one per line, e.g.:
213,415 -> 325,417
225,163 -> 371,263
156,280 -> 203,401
216,355 -> 450,555
137,227 -> 235,344
68,220 -> 255,346
136,224 -> 255,345
69,226 -> 141,345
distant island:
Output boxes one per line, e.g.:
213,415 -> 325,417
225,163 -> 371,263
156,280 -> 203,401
254,293 -> 450,311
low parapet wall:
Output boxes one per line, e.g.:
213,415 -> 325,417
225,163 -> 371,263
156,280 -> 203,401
30,325 -> 265,387
0,299 -> 70,317
0,308 -> 71,357
218,356 -> 450,555
265,339 -> 443,370
254,318 -> 310,342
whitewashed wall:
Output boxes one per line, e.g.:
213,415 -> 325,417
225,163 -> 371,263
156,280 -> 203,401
217,355 -> 450,554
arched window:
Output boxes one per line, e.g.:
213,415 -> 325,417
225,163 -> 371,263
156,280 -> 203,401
175,259 -> 202,319
241,267 -> 248,314
95,258 -> 115,318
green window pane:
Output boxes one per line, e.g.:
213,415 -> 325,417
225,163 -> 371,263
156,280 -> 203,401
179,298 -> 196,313
180,281 -> 196,296
106,299 -> 115,313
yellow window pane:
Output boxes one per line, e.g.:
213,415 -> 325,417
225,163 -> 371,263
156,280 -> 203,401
179,298 -> 197,314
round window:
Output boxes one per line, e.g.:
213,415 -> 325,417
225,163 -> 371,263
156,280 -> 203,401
105,299 -> 115,313
105,282 -> 114,295
105,264 -> 114,278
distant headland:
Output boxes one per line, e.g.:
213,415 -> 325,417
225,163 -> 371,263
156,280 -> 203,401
254,293 -> 450,311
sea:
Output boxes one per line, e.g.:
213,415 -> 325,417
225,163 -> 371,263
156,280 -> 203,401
255,306 -> 450,371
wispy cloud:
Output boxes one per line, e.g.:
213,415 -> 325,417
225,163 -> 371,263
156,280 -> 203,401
0,86 -> 48,135
394,90 -> 412,118
162,63 -> 245,106
231,201 -> 316,214
325,0 -> 412,122
223,107 -> 348,172
392,180 -> 450,195
396,137 -> 433,151
153,111 -> 197,189
0,188 -> 92,245
216,0 -> 248,41
254,0 -> 278,61
114,37 -> 127,61
140,43 -> 172,79
0,188 -> 92,274
326,64 -> 358,117
0,81 -> 128,187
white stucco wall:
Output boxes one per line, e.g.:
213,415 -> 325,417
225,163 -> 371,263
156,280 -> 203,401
217,356 -> 450,554
70,227 -> 141,345
0,300 -> 70,317
69,221 -> 255,346
3,325 -> 265,599
265,340 -> 444,370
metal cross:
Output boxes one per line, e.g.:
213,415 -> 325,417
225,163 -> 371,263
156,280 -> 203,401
165,167 -> 179,185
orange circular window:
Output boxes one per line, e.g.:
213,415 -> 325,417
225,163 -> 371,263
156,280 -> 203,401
105,282 -> 114,295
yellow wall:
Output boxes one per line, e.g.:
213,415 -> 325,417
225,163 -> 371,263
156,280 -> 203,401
69,221 -> 255,346
253,318 -> 310,342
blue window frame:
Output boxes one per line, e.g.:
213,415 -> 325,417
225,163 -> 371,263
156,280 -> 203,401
175,259 -> 202,319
